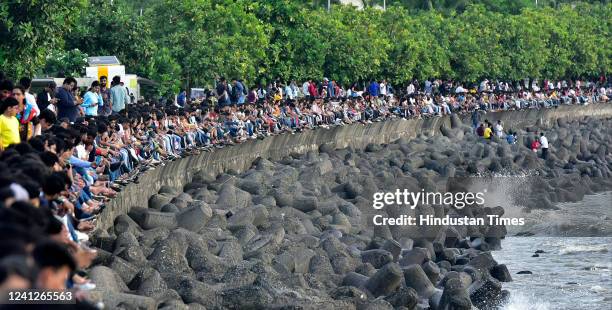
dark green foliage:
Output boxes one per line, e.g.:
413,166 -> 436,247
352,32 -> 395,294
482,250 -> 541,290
0,0 -> 609,89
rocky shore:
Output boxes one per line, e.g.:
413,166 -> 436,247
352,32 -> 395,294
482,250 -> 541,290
89,114 -> 611,309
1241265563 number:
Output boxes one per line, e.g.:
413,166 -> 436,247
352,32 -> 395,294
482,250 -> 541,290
2,290 -> 74,304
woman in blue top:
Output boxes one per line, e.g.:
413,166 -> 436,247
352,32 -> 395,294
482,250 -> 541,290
82,81 -> 103,116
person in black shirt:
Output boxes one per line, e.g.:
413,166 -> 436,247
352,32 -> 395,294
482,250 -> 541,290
37,81 -> 57,112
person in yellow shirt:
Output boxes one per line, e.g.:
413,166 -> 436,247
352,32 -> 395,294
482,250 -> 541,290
0,97 -> 21,151
483,124 -> 493,139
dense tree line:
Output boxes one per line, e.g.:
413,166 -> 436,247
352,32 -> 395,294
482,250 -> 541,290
1,0 -> 609,95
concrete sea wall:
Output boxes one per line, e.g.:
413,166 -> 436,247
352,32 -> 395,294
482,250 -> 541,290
97,104 -> 612,231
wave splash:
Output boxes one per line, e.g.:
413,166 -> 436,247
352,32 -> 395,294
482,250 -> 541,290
501,292 -> 551,310
559,244 -> 610,255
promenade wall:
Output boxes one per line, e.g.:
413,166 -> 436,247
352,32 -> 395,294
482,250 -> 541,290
97,104 -> 612,231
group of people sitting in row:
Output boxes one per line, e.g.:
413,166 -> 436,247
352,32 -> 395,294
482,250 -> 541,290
0,73 -> 608,307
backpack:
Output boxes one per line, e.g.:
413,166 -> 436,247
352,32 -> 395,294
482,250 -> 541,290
240,82 -> 247,95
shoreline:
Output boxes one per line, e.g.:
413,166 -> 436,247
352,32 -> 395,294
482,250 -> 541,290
88,105 -> 612,309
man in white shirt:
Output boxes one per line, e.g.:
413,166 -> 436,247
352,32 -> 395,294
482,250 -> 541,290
380,80 -> 387,97
302,81 -> 310,98
494,120 -> 504,137
539,133 -> 549,159
406,83 -> 415,95
455,84 -> 466,94
20,77 -> 40,115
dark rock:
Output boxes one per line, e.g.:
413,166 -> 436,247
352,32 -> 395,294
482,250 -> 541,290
114,214 -> 143,238
99,292 -> 157,310
176,204 -> 212,232
381,239 -> 402,262
436,278 -> 472,310
342,272 -> 369,288
364,263 -> 403,297
422,261 -> 441,284
385,287 -> 418,309
365,143 -> 383,152
491,264 -> 512,282
149,194 -> 173,210
89,266 -> 129,293
468,277 -> 504,309
139,210 -> 177,230
355,263 -> 376,277
158,186 -> 179,195
329,286 -> 367,301
161,203 -> 180,213
467,252 -> 497,276
148,231 -> 191,274
292,195 -> 319,212
403,264 -> 437,299
109,256 -> 140,286
399,248 -> 430,266
361,249 -> 393,269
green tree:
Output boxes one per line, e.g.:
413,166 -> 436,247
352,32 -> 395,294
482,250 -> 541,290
321,7 -> 390,83
68,0 -> 156,77
145,47 -> 182,96
147,0 -> 270,89
0,0 -> 84,78
384,8 -> 452,83
42,48 -> 88,78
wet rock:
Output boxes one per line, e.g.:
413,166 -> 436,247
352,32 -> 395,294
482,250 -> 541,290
436,278 -> 472,310
491,264 -> 512,282
467,252 -> 497,276
468,277 -> 504,309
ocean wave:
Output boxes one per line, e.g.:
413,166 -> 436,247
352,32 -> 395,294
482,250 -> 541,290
590,285 -> 608,293
502,292 -> 551,310
559,244 -> 610,255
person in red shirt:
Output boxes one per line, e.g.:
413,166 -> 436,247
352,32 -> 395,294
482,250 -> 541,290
531,135 -> 541,152
308,79 -> 318,98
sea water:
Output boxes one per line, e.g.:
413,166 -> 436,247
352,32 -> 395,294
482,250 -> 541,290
495,192 -> 612,310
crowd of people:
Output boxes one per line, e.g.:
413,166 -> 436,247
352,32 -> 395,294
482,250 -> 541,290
0,71 -> 609,306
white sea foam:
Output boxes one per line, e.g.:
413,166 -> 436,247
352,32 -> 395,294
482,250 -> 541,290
559,244 -> 609,255
590,285 -> 608,293
502,292 -> 551,310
